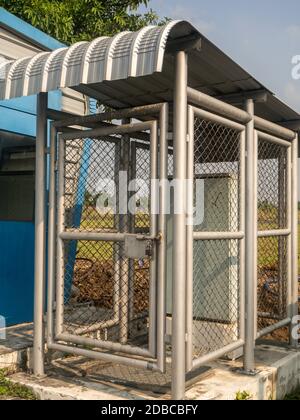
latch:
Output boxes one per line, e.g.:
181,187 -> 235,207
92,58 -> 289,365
124,233 -> 161,259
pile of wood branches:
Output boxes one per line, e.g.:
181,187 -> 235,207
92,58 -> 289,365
73,258 -> 150,313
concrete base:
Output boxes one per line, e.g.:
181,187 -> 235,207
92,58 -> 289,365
0,323 -> 33,373
8,343 -> 300,400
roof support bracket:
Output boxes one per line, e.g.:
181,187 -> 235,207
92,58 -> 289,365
166,34 -> 202,53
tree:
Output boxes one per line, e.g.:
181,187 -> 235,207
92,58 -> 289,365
0,0 -> 167,45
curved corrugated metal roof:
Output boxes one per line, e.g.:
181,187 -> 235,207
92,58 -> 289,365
0,19 -> 299,123
0,20 -> 182,101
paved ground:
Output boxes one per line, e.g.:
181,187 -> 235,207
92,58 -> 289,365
0,323 -> 33,372
8,343 -> 300,400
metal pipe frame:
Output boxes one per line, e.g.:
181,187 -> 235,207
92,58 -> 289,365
148,120 -> 159,356
61,121 -> 156,142
60,232 -> 126,241
187,86 -> 295,141
46,124 -> 58,347
192,107 -> 245,132
185,106 -> 194,373
54,122 -> 159,358
187,86 -> 251,124
192,339 -> 245,371
257,318 -> 291,340
253,131 -> 259,341
53,103 -> 165,129
48,342 -> 161,372
290,134 -> 299,348
156,103 -> 169,373
239,130 -> 246,343
280,147 -> 290,320
257,229 -> 291,238
172,51 -> 188,400
243,99 -> 257,374
254,116 -> 295,142
193,231 -> 245,241
33,92 -> 48,377
47,104 -> 170,371
56,333 -> 153,358
256,131 -> 292,148
55,134 -> 66,337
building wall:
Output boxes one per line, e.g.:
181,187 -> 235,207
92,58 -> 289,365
0,8 -> 86,326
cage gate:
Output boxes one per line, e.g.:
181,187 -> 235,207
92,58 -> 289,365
47,105 -> 169,373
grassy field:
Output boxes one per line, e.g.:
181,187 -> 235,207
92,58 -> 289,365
75,206 -> 150,261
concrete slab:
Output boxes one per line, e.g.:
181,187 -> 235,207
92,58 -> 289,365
0,323 -> 33,372
9,343 -> 300,400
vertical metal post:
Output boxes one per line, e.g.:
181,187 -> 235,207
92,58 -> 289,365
33,93 -> 48,376
239,130 -> 246,342
149,121 -> 159,356
286,146 -> 292,328
55,135 -> 66,336
186,106 -> 194,372
172,51 -> 188,400
47,126 -> 57,346
243,99 -> 257,373
290,134 -> 299,347
119,121 -> 130,344
278,149 -> 286,316
157,104 -> 169,372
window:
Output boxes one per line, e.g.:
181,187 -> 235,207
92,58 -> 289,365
0,172 -> 35,221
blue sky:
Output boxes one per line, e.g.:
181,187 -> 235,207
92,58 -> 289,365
140,0 -> 300,112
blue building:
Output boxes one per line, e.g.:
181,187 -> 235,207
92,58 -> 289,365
0,8 -> 86,326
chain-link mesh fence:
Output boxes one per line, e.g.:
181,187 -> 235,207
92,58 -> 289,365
133,145 -> 150,232
257,138 -> 289,336
192,118 -> 242,359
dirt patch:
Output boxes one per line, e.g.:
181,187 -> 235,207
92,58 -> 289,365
73,258 -> 150,313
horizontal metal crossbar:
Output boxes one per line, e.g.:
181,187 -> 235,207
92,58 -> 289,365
192,339 -> 245,371
256,131 -> 292,148
48,342 -> 161,372
257,229 -> 291,238
192,107 -> 246,132
193,231 -> 245,241
56,333 -> 154,359
256,318 -> 291,339
61,121 -> 156,141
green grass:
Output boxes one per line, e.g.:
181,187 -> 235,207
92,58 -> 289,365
235,391 -> 252,401
0,370 -> 37,400
75,206 -> 149,261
